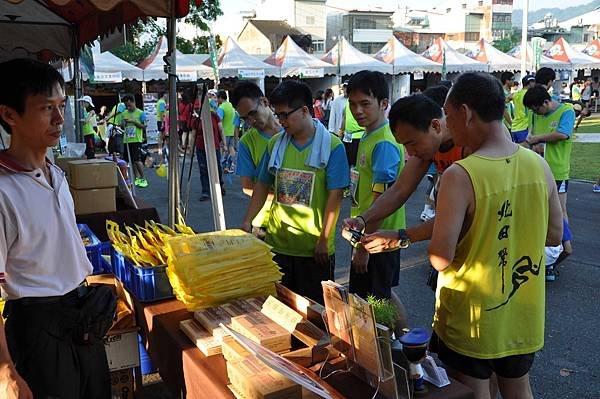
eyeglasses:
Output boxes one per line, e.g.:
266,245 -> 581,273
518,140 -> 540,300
273,105 -> 304,120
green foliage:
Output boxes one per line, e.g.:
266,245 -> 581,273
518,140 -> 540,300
110,0 -> 222,63
492,32 -> 521,53
367,295 -> 400,331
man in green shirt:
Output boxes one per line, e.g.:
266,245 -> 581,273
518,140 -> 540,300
510,75 -> 536,144
156,92 -> 168,162
78,95 -> 98,159
344,70 -> 407,329
241,80 -> 349,304
120,95 -> 148,187
217,90 -> 239,173
231,81 -> 282,238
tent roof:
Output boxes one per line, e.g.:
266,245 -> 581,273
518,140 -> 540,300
61,43 -> 143,82
249,20 -> 305,38
204,36 -> 278,78
421,37 -> 487,73
0,0 -> 196,61
466,39 -> 521,72
373,37 -> 441,74
507,44 -> 571,71
321,37 -> 393,75
263,36 -> 335,77
137,36 -> 214,81
582,39 -> 600,59
545,37 -> 600,70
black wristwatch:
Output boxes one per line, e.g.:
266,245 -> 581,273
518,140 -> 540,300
397,229 -> 411,249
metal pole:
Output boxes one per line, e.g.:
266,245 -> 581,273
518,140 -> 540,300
167,4 -> 179,228
73,54 -> 83,143
520,0 -> 529,78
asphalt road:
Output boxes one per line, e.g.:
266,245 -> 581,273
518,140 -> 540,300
137,156 -> 600,399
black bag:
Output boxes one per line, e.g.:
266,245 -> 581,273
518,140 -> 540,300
72,285 -> 117,345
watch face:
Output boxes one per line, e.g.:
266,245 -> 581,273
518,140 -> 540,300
399,239 -> 410,249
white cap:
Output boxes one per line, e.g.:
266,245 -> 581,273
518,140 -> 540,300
77,95 -> 94,107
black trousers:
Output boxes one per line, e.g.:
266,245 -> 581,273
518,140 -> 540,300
349,249 -> 401,300
273,253 -> 335,305
4,295 -> 110,399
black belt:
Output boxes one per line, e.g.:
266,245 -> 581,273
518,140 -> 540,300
11,281 -> 89,307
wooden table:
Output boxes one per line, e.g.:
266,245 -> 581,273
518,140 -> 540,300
133,297 -> 474,399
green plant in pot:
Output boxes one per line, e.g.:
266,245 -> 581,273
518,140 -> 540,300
367,295 -> 400,333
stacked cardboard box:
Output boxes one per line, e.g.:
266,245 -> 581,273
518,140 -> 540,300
68,159 -> 118,215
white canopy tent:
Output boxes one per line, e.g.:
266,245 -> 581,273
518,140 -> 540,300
507,44 -> 571,71
263,35 -> 336,78
204,36 -> 278,78
61,43 -> 144,82
321,36 -> 393,75
374,37 -> 442,74
466,39 -> 521,72
421,37 -> 487,73
138,36 -> 214,81
544,37 -> 600,70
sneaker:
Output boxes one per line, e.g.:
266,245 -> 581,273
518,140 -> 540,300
593,184 -> 600,193
134,178 -> 141,187
546,264 -> 558,281
199,194 -> 210,201
137,178 -> 148,188
420,205 -> 436,221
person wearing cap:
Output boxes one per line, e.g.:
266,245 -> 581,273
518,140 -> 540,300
78,95 -> 98,159
0,58 -> 112,399
510,75 -> 536,144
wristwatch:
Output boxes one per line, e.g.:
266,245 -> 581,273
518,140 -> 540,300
397,229 -> 411,249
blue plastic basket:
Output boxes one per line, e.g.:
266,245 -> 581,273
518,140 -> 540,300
78,224 -> 109,275
110,248 -> 131,287
138,334 -> 156,375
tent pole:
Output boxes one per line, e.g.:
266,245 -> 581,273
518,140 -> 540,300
520,0 -> 529,77
73,55 -> 83,142
167,2 -> 180,228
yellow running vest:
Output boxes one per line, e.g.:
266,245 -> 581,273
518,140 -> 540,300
433,147 -> 548,359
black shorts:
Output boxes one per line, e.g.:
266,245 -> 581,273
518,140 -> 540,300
349,249 -> 400,299
556,180 -> 569,194
157,121 -> 164,133
272,253 -> 335,305
429,331 -> 535,380
344,139 -> 360,167
123,142 -> 142,163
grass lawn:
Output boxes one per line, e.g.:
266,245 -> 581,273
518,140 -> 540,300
571,142 -> 600,181
575,115 -> 600,133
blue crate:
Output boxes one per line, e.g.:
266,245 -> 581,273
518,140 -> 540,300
110,248 -> 131,287
78,224 -> 109,275
138,334 -> 156,375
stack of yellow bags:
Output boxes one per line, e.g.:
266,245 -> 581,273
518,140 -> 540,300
106,219 -> 194,267
164,229 -> 282,311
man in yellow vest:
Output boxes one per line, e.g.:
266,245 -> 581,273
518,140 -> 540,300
156,92 -> 168,161
120,95 -> 148,187
429,72 -> 563,397
217,90 -> 239,173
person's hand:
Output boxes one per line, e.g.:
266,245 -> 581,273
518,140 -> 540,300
240,221 -> 252,233
314,237 -> 330,266
0,364 -> 33,399
362,230 -> 399,254
351,247 -> 369,274
342,217 -> 365,235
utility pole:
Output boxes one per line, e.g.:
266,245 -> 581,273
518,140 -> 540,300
520,0 -> 529,78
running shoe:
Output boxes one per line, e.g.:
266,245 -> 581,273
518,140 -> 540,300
137,178 -> 148,188
134,178 -> 141,187
420,205 -> 436,221
593,184 -> 600,193
545,264 -> 558,282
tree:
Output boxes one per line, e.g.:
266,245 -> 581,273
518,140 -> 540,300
492,32 -> 521,53
111,0 -> 223,64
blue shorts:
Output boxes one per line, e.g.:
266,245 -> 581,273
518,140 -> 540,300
563,218 -> 572,241
511,129 -> 528,143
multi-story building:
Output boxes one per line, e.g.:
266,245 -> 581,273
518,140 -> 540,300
326,8 -> 394,54
529,9 -> 600,46
394,0 -> 513,52
251,0 -> 326,52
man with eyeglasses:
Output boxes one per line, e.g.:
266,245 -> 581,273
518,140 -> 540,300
231,81 -> 282,238
241,80 -> 349,304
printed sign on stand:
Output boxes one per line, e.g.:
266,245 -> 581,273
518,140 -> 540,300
142,93 -> 159,145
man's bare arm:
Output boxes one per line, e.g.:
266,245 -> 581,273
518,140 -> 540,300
429,165 -> 472,271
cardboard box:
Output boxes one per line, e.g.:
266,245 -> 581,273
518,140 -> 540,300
55,156 -> 82,179
68,159 -> 118,189
231,312 -> 291,354
180,319 -> 222,357
104,328 -> 140,371
227,356 -> 301,399
70,187 -> 116,215
110,368 -> 134,399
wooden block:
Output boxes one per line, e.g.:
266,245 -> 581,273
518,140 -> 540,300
231,312 -> 291,353
227,357 -> 301,399
179,319 -> 222,356
222,335 -> 251,363
194,305 -> 233,339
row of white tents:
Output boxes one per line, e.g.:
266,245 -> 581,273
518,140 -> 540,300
64,35 -> 600,84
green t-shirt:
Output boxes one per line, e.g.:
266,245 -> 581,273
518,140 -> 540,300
82,109 -> 95,136
219,101 -> 236,137
344,101 -> 364,139
511,89 -> 530,132
531,103 -> 574,181
122,108 -> 145,144
156,98 -> 167,121
350,122 -> 406,230
264,133 -> 345,257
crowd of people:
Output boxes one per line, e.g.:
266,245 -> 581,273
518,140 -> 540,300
0,54 -> 589,399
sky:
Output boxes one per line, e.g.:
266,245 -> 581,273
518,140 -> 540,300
209,0 -> 595,38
